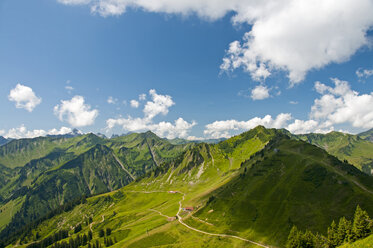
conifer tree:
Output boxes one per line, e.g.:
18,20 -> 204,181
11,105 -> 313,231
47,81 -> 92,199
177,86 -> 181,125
88,230 -> 93,240
337,217 -> 352,244
352,205 -> 371,240
83,234 -> 88,245
286,226 -> 301,248
327,220 -> 339,247
300,230 -> 314,248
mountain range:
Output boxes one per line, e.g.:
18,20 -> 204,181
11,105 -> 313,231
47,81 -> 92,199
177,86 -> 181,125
0,127 -> 372,247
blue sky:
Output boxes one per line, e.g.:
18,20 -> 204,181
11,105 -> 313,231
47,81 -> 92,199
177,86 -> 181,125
0,0 -> 373,139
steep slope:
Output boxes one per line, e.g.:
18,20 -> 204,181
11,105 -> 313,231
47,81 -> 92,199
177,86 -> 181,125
3,126 -> 277,247
0,132 -> 191,239
339,234 -> 373,247
297,132 -> 373,174
106,131 -> 192,178
0,144 -> 134,240
0,149 -> 78,200
0,135 -> 88,169
193,136 -> 373,246
358,128 -> 373,142
3,127 -> 373,248
0,134 -> 106,210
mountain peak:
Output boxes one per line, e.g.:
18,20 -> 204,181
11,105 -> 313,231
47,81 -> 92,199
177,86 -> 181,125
142,130 -> 160,140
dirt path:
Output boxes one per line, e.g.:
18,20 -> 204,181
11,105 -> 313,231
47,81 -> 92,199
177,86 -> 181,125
176,193 -> 269,248
113,153 -> 136,181
122,190 -> 269,247
89,214 -> 106,232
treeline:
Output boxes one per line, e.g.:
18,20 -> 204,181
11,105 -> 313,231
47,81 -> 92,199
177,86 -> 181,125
24,220 -> 117,248
46,231 -> 93,248
0,195 -> 88,246
26,229 -> 69,248
25,228 -> 116,248
287,205 -> 373,248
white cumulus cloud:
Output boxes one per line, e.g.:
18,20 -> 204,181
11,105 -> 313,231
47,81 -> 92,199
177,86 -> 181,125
130,99 -> 139,108
8,84 -> 42,112
106,90 -> 195,139
286,119 -> 319,134
220,0 -> 373,85
204,78 -> 373,138
311,78 -> 373,129
356,68 -> 373,79
251,85 -> 270,100
144,89 -> 175,120
57,0 -> 91,5
58,0 -> 373,85
54,95 -> 99,127
204,113 -> 292,138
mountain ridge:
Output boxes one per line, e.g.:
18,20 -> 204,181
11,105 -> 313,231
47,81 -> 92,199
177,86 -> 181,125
4,126 -> 373,247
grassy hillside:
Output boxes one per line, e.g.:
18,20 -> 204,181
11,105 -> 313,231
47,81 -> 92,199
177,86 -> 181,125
358,128 -> 373,142
2,127 -> 373,248
194,136 -> 373,246
297,132 -> 373,174
1,126 -> 275,247
106,131 -> 192,178
339,234 -> 373,247
0,136 -> 87,169
0,132 -> 190,237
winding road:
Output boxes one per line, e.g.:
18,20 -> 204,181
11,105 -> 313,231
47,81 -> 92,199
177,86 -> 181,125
175,192 -> 269,248
119,190 -> 270,247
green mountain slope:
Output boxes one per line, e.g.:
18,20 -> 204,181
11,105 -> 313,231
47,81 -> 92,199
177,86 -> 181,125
0,136 -> 90,169
2,127 -> 373,248
358,128 -> 373,142
193,136 -> 373,246
106,131 -> 193,178
0,126 -> 274,247
297,132 -> 373,174
339,234 -> 373,247
0,132 -> 190,238
7,145 -> 133,230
